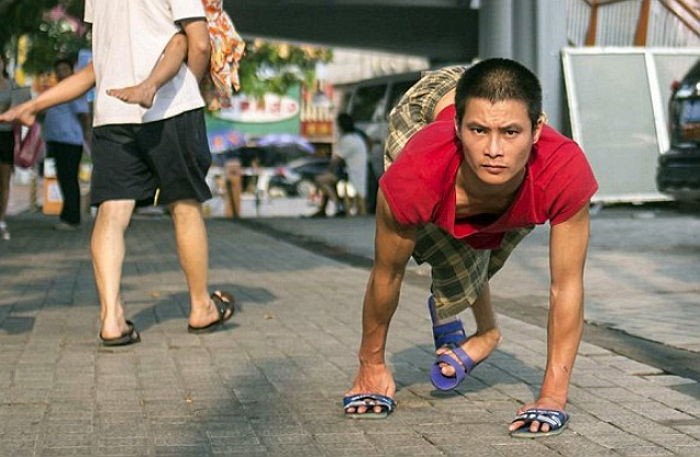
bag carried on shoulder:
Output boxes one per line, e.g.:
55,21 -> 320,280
13,123 -> 45,168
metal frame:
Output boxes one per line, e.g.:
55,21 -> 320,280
562,46 -> 700,203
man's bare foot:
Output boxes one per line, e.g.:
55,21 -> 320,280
187,291 -> 234,329
100,306 -> 131,340
437,328 -> 501,376
107,83 -> 156,109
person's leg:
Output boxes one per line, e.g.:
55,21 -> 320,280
429,227 -> 534,377
107,32 -> 188,108
90,122 -> 161,341
355,195 -> 367,216
54,142 -> 83,226
168,199 -> 225,328
0,162 -> 11,240
91,199 -> 136,339
384,65 -> 466,169
312,172 -> 337,217
435,282 -> 502,377
0,163 -> 10,220
0,131 -> 14,237
138,109 -> 231,329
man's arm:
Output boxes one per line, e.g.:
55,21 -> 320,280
509,203 -> 590,433
0,63 -> 95,126
542,204 -> 590,407
179,18 -> 210,82
358,189 -> 417,364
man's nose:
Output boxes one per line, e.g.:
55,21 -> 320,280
485,134 -> 503,157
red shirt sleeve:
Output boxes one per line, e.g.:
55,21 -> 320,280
546,142 -> 599,225
379,122 -> 458,226
380,154 -> 438,226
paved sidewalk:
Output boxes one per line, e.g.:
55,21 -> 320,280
0,212 -> 698,456
245,208 -> 700,355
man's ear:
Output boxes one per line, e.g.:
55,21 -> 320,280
532,114 -> 545,143
454,118 -> 461,139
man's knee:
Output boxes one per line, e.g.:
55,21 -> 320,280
169,199 -> 203,219
96,200 -> 135,226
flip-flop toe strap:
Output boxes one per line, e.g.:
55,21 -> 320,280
431,353 -> 466,390
343,394 -> 396,414
511,409 -> 569,430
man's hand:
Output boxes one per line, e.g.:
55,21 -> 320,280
344,362 -> 396,415
0,100 -> 38,126
508,396 -> 566,434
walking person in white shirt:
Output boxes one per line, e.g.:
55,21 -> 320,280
0,0 -> 235,345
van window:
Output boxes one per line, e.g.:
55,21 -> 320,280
670,98 -> 700,145
350,85 -> 387,122
387,80 -> 418,113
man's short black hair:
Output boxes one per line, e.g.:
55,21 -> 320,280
455,58 -> 542,129
53,58 -> 75,70
336,113 -> 355,133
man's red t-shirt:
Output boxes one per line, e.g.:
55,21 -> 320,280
379,105 -> 599,250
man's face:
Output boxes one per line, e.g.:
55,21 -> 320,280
55,62 -> 73,82
455,97 -> 542,187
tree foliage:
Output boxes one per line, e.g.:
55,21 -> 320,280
1,0 -> 88,73
239,40 -> 332,99
0,1 -> 332,93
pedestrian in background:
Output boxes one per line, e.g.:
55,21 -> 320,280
0,54 -> 16,240
43,58 -> 90,230
311,113 -> 368,217
0,0 -> 235,346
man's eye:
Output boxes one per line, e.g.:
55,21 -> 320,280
471,127 -> 485,134
505,130 -> 519,136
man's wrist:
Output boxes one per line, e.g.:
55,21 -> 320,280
538,389 -> 568,407
358,353 -> 385,365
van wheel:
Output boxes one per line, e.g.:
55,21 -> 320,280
296,180 -> 317,198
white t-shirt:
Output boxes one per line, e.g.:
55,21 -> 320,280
84,0 -> 206,126
336,132 -> 368,198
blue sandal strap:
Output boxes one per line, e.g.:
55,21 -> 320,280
431,352 -> 466,390
428,296 -> 467,349
343,393 -> 396,413
451,345 -> 476,375
511,409 -> 569,429
432,320 -> 467,348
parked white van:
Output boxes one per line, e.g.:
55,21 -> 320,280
335,71 -> 422,212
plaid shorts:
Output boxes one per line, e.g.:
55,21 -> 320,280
385,66 -> 533,319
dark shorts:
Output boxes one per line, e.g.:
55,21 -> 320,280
0,130 -> 14,165
90,109 -> 212,207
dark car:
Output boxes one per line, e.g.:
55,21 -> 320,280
656,59 -> 700,202
211,145 -> 310,168
268,156 -> 332,197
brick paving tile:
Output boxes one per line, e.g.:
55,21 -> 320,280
0,214 -> 697,456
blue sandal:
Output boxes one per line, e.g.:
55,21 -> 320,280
343,393 -> 396,419
510,409 -> 569,438
428,295 -> 479,391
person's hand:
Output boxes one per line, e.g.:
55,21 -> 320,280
344,361 -> 396,415
508,395 -> 566,434
0,100 -> 38,126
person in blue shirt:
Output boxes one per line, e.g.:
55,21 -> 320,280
43,58 -> 90,230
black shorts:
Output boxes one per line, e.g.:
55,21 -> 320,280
0,130 -> 14,165
90,109 -> 212,207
